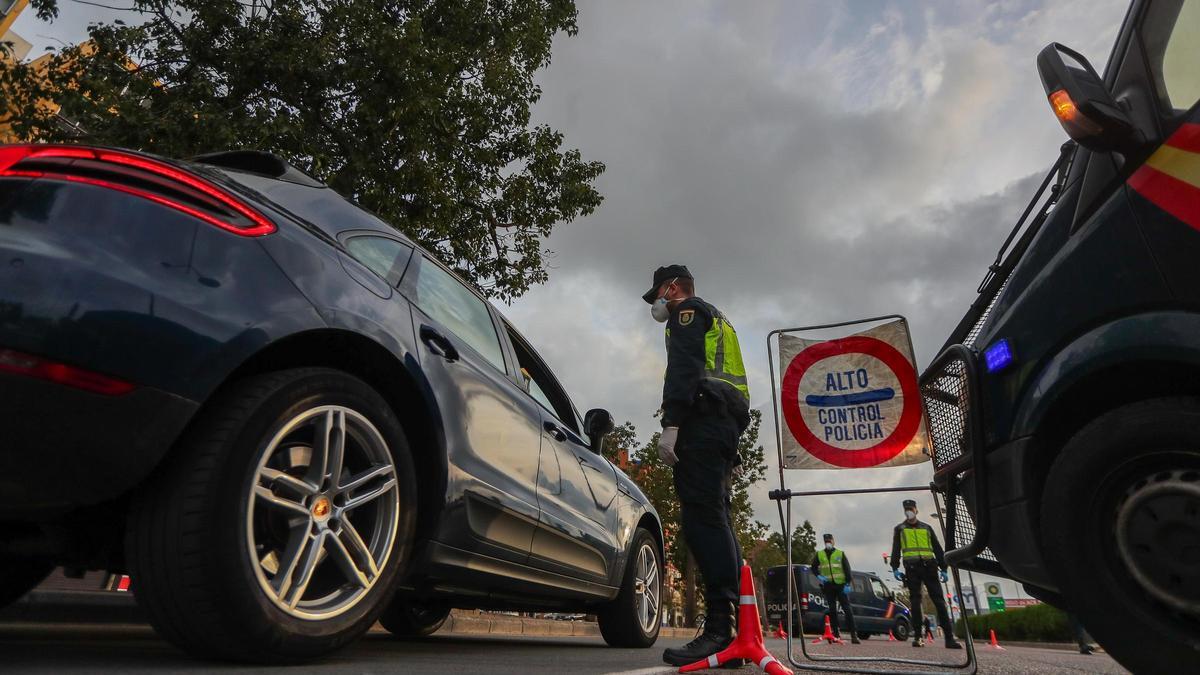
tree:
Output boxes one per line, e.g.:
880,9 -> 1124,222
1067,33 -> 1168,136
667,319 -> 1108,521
600,421 -> 638,465
3,0 -> 604,301
766,520 -> 818,567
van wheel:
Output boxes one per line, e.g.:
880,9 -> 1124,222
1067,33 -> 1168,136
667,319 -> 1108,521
1041,398 -> 1200,675
892,618 -> 910,641
127,369 -> 416,663
378,597 -> 450,638
0,556 -> 52,609
598,528 -> 662,647
856,631 -> 871,640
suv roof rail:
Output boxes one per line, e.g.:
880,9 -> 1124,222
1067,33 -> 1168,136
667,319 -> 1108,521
191,150 -> 326,188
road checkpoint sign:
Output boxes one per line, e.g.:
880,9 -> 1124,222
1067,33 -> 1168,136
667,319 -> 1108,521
777,318 -> 930,469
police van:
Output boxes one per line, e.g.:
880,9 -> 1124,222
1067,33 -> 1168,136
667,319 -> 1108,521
763,565 -> 912,640
919,2 -> 1199,673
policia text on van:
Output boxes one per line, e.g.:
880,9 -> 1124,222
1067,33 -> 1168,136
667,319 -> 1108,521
918,2 -> 1200,673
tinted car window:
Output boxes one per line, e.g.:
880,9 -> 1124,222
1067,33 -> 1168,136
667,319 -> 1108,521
507,325 -> 580,433
871,578 -> 890,599
344,235 -> 410,283
852,576 -> 869,595
414,258 -> 505,371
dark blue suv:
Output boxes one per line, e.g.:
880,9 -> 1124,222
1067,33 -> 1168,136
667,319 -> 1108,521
763,565 -> 912,641
0,144 -> 663,662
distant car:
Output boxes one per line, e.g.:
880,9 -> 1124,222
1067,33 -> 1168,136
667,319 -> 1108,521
763,564 -> 912,641
0,144 -> 664,662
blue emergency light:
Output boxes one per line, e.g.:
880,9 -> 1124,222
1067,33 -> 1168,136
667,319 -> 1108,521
984,339 -> 1014,373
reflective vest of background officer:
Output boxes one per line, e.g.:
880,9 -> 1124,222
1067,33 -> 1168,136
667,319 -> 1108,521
644,264 -> 752,668
890,499 -> 962,649
811,533 -> 860,644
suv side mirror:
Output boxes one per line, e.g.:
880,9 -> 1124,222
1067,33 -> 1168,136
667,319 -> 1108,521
583,408 -> 615,455
1037,42 -> 1142,153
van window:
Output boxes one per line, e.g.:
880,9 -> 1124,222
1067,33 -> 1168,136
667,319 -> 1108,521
871,578 -> 890,599
1145,0 -> 1200,113
852,576 -> 870,596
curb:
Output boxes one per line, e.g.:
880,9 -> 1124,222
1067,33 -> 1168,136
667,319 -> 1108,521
0,590 -> 144,624
1,592 -> 704,640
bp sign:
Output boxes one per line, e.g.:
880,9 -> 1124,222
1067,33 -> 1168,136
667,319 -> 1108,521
985,583 -> 1005,612
777,318 -> 931,469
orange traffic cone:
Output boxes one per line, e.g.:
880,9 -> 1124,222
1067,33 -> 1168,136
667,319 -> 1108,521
810,615 -> 844,645
887,629 -> 897,642
988,629 -> 1005,650
774,622 -> 787,640
678,561 -> 792,674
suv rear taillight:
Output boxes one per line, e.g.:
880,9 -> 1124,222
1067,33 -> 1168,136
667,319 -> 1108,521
0,144 -> 275,236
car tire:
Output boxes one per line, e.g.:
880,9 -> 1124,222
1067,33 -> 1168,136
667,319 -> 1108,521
1041,398 -> 1200,675
378,596 -> 450,638
856,631 -> 871,640
892,618 -> 910,641
0,556 -> 53,609
126,368 -> 417,663
597,528 -> 662,647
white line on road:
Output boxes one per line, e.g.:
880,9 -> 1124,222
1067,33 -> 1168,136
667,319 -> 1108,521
600,668 -> 677,675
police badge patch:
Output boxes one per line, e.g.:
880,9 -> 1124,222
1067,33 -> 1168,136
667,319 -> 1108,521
678,309 -> 695,326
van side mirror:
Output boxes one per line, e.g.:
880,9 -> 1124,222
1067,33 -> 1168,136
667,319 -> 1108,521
1037,43 -> 1142,153
583,408 -> 615,455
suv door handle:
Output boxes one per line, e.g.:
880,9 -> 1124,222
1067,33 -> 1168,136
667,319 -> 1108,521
543,421 -> 567,442
419,325 -> 459,361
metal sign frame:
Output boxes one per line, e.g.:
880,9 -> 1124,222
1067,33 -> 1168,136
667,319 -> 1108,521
767,317 -> 978,675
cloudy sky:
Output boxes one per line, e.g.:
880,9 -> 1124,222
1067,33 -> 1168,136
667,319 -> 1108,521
13,0 -> 1131,601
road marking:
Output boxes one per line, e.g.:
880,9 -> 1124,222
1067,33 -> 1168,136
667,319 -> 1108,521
600,668 -> 676,675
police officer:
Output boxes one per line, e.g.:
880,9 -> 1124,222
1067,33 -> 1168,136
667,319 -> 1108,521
890,500 -> 962,649
643,265 -> 751,667
811,533 -> 860,644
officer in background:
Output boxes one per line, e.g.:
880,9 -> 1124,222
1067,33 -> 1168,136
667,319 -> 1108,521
890,499 -> 962,649
811,533 -> 860,644
643,265 -> 752,667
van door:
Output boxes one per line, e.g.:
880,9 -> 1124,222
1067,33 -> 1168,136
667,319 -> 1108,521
1119,1 -> 1200,299
848,574 -> 880,633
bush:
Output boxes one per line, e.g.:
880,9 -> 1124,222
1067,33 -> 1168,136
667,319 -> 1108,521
955,604 -> 1072,643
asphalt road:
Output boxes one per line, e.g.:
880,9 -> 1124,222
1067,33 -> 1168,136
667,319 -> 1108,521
0,623 -> 1130,675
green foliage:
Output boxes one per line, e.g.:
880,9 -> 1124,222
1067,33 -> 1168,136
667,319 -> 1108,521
954,603 -> 1072,642
766,520 -> 818,567
600,421 -> 637,465
4,0 -> 604,301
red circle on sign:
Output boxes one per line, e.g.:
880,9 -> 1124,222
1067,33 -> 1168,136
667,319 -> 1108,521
781,336 -> 921,468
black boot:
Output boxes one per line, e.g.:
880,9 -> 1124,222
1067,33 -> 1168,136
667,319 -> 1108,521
663,608 -> 735,667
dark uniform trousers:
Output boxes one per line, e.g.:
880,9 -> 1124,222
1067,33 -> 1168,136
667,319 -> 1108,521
821,583 -> 857,638
672,412 -> 742,614
904,559 -> 952,636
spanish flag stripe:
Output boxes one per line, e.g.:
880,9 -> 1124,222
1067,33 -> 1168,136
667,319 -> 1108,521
1143,145 -> 1200,190
1128,163 -> 1200,232
1164,122 -> 1200,154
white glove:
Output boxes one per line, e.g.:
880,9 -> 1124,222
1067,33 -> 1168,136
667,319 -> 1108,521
658,427 -> 679,466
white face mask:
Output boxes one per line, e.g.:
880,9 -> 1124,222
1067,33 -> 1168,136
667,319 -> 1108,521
651,297 -> 671,323
650,279 -> 677,323
824,543 -> 834,551
905,510 -> 917,521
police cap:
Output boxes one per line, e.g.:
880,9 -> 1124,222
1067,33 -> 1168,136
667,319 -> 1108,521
902,499 -> 917,509
822,533 -> 834,542
642,264 -> 693,304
